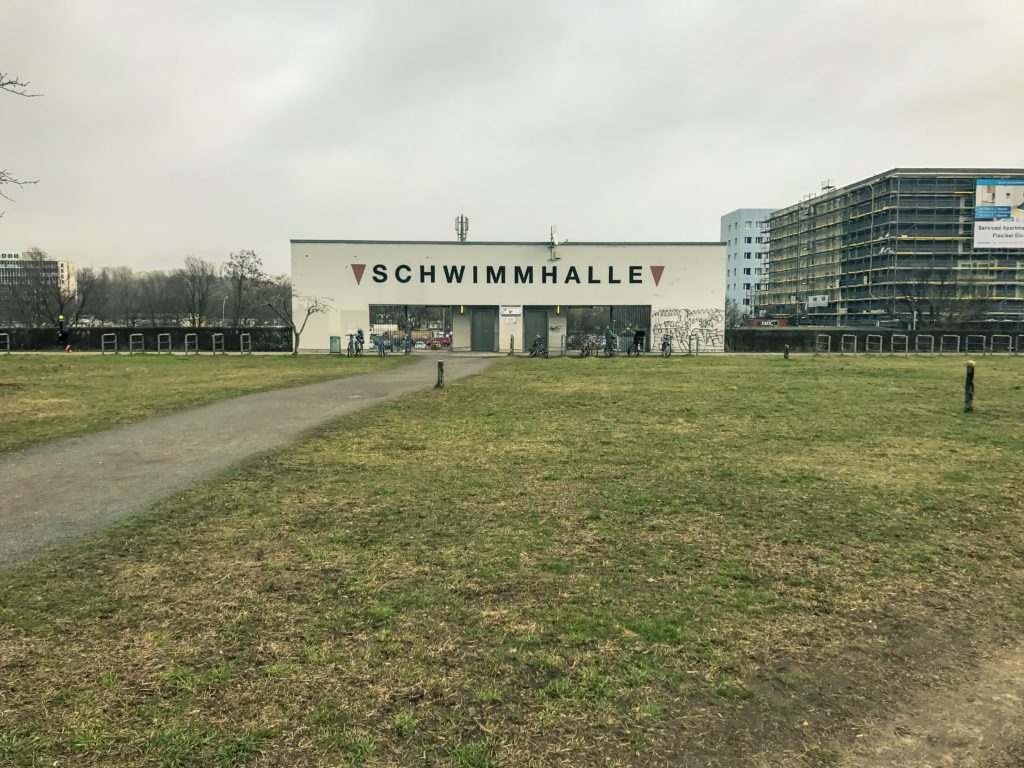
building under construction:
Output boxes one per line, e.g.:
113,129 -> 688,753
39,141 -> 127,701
752,168 -> 1024,327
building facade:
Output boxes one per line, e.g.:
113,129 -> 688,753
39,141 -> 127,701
0,251 -> 78,295
752,169 -> 1024,327
291,240 -> 725,353
720,208 -> 774,319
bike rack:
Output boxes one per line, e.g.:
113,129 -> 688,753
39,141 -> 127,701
865,334 -> 883,354
184,333 -> 199,355
890,334 -> 909,355
687,334 -> 700,356
1017,335 -> 1024,355
0,332 -> 9,354
915,334 -> 935,354
129,333 -> 144,355
212,332 -> 225,355
965,334 -> 986,355
101,333 -> 118,355
840,334 -> 857,355
156,333 -> 172,354
991,334 -> 1012,354
240,333 -> 252,355
814,334 -> 831,354
939,335 -> 960,354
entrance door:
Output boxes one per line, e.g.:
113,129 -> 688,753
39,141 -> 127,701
471,309 -> 497,352
523,309 -> 548,353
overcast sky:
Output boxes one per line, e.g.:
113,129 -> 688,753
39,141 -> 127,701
2,0 -> 1022,274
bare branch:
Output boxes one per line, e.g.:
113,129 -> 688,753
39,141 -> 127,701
0,72 -> 41,97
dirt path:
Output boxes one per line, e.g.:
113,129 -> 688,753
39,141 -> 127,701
836,641 -> 1024,767
0,355 -> 495,566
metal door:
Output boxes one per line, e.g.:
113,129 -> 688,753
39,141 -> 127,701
471,309 -> 497,352
523,309 -> 548,353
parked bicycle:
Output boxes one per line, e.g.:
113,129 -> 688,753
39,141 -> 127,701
603,329 -> 617,357
579,338 -> 599,358
661,334 -> 673,357
529,334 -> 548,358
346,333 -> 356,357
628,329 -> 645,357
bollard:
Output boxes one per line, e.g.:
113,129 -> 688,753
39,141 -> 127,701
508,334 -> 514,356
435,361 -> 445,389
783,344 -> 790,360
964,360 -> 975,413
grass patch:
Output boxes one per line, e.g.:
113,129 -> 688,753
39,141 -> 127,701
1,355 -> 1024,765
0,353 -> 406,452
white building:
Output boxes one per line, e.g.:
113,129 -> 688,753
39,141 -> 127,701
719,209 -> 774,318
0,251 -> 77,295
290,239 -> 725,353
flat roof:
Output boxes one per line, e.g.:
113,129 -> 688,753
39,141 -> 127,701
291,239 -> 724,246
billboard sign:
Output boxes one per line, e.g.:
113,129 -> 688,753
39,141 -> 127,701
974,178 -> 1024,249
806,294 -> 829,308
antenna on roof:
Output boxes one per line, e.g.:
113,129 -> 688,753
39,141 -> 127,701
455,213 -> 469,243
821,178 -> 835,193
549,225 -> 567,261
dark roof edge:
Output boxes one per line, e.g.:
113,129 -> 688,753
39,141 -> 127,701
291,239 -> 724,246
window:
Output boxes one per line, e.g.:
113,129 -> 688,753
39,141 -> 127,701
744,221 -> 752,228
744,252 -> 751,258
743,268 -> 751,275
744,237 -> 752,244
756,237 -> 764,244
743,283 -> 751,290
743,298 -> 751,305
755,253 -> 762,259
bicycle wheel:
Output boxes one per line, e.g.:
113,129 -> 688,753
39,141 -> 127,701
662,343 -> 671,358
542,347 -> 548,359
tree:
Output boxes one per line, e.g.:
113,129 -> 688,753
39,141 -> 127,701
1,72 -> 39,211
725,298 -> 743,328
894,266 -> 989,327
223,249 -> 266,327
263,276 -> 331,355
178,256 -> 216,327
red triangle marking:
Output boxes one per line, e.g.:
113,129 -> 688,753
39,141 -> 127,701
352,263 -> 366,285
650,265 -> 664,286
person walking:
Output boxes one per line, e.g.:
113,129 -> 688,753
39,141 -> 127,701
57,314 -> 72,353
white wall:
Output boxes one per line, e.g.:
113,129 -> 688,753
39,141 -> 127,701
291,241 -> 725,352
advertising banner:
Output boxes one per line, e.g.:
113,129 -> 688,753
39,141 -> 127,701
974,178 -> 1024,248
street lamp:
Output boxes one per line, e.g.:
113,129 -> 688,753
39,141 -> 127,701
221,296 -> 230,327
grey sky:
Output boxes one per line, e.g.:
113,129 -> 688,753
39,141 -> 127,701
2,0 -> 1022,274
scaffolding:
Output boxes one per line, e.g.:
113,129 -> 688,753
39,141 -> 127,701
752,168 -> 1024,328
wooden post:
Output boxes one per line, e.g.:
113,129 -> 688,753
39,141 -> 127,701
508,335 -> 514,356
964,361 -> 975,412
435,360 -> 445,389
784,344 -> 790,360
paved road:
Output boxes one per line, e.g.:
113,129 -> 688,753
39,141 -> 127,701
0,355 -> 495,566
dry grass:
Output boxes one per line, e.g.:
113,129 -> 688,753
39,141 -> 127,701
2,355 -> 1024,766
0,354 -> 407,453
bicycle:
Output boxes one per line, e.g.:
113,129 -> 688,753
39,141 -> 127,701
603,334 -> 617,357
346,334 -> 356,357
529,335 -> 548,358
661,334 -> 673,357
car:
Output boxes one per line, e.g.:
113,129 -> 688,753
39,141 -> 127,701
414,341 -> 427,349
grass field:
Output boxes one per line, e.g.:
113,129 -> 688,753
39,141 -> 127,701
2,355 -> 1024,766
0,354 -> 407,453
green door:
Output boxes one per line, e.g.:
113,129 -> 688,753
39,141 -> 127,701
523,309 -> 547,353
471,309 -> 497,352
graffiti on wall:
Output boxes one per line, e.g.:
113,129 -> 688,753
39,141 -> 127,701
651,308 -> 724,352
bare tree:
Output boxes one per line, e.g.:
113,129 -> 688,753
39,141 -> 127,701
725,298 -> 743,328
178,256 -> 216,327
104,266 -> 143,327
1,72 -> 39,210
895,267 -> 989,327
223,249 -> 266,327
263,276 -> 331,355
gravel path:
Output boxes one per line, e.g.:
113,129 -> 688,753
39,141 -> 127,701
0,355 -> 495,566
